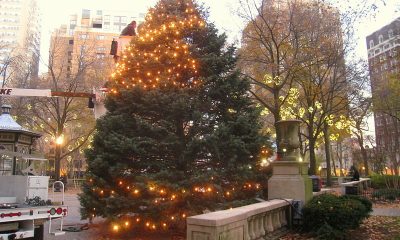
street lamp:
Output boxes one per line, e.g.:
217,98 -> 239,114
55,135 -> 64,145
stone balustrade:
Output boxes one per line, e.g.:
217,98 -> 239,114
340,177 -> 371,195
187,199 -> 292,240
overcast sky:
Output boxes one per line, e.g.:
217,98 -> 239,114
37,0 -> 399,72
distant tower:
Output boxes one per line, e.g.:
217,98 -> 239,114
0,0 -> 41,86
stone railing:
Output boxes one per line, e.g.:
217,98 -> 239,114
186,199 -> 292,240
340,177 -> 371,195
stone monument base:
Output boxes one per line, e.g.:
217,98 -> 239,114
268,161 -> 312,204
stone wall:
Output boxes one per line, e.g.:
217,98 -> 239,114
187,199 -> 291,240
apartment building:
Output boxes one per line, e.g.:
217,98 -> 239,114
366,17 -> 400,168
0,0 -> 41,85
49,9 -> 144,89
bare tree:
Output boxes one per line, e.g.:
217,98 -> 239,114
25,30 -> 113,180
238,0 -> 311,153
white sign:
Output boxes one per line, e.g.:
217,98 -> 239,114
0,88 -> 52,97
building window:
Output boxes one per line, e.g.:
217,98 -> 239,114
69,39 -> 74,45
96,47 -> 106,52
82,9 -> 90,19
369,40 -> 374,48
96,53 -> 105,59
80,34 -> 89,39
96,10 -> 102,15
388,29 -> 393,38
104,15 -> 110,22
96,35 -> 105,40
379,35 -> 383,44
93,23 -> 102,28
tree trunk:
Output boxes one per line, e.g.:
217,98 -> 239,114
392,116 -> 399,175
360,144 -> 369,176
331,142 -> 337,177
309,139 -> 316,175
357,130 -> 369,176
323,123 -> 332,186
55,144 -> 61,181
274,91 -> 282,155
337,141 -> 344,177
354,123 -> 369,176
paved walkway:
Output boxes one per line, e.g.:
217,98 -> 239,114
43,188 -> 400,239
45,189 -> 104,240
372,208 -> 400,217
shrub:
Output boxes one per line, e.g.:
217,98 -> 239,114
371,174 -> 400,189
372,188 -> 400,201
302,194 -> 371,236
315,222 -> 345,240
341,195 -> 373,213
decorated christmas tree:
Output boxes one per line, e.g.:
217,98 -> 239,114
79,0 -> 271,231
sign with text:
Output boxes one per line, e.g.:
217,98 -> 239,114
0,88 -> 51,97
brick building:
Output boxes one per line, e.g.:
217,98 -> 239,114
366,17 -> 400,171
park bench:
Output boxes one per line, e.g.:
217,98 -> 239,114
339,178 -> 371,196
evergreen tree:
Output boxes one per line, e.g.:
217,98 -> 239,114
80,0 -> 270,230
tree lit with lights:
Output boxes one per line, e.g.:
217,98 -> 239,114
79,0 -> 270,232
109,0 -> 205,91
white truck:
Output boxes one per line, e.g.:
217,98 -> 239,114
0,176 -> 67,240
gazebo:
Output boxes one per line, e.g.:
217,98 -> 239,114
0,105 -> 45,176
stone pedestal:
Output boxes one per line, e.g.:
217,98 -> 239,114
268,161 -> 312,203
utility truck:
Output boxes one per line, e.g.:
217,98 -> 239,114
0,176 -> 67,240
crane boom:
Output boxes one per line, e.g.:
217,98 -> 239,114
0,88 -> 95,98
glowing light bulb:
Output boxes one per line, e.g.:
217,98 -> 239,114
55,136 -> 64,145
113,225 -> 119,232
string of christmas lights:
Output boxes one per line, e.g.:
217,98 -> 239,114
110,0 -> 206,93
85,177 -> 264,231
